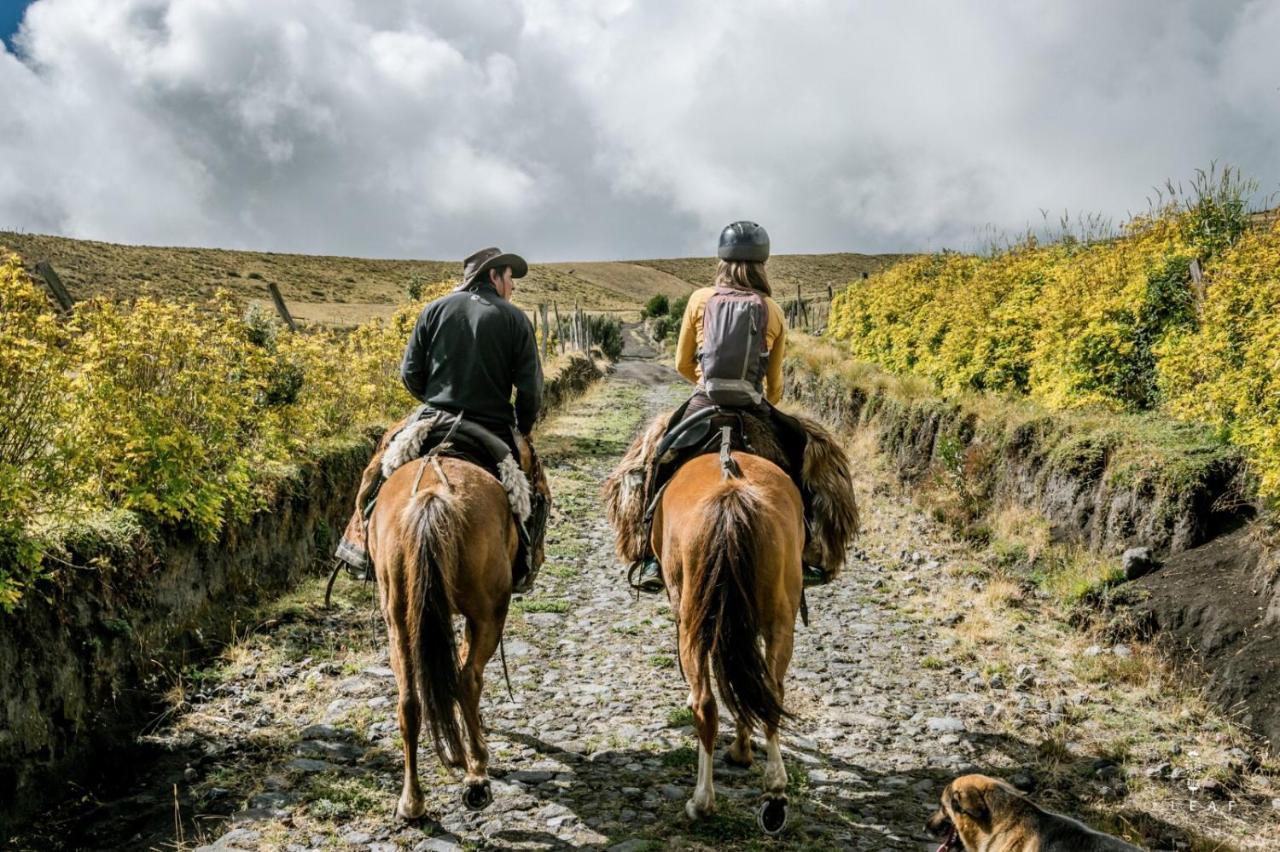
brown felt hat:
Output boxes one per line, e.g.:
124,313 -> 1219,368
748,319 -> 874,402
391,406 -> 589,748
459,246 -> 528,290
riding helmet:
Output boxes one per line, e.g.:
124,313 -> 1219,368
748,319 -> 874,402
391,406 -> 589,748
717,221 -> 770,263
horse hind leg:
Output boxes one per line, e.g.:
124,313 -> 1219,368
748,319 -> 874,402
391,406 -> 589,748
383,577 -> 427,820
684,662 -> 718,820
757,625 -> 795,836
458,614 -> 503,811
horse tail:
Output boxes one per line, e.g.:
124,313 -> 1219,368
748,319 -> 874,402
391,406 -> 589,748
400,477 -> 466,764
687,478 -> 791,733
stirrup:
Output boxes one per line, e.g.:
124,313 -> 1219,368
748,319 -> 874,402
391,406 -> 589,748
802,564 -> 829,588
627,559 -> 664,594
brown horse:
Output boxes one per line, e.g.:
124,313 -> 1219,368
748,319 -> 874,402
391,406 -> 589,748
652,448 -> 805,835
367,456 -> 516,818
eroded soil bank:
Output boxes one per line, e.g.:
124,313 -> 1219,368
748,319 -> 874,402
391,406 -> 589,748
11,348 -> 1278,851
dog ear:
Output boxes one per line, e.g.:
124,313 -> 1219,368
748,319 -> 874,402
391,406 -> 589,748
950,785 -> 990,828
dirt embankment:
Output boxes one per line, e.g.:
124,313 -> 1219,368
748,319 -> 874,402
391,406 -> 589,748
1125,526 -> 1280,749
784,361 -> 1251,557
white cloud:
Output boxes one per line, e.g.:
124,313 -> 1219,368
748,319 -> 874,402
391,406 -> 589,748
1,0 -> 1278,259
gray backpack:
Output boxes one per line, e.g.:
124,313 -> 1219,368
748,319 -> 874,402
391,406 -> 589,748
698,286 -> 769,406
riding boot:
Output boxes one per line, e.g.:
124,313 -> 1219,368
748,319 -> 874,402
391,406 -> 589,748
513,490 -> 549,593
512,432 -> 550,594
627,556 -> 664,593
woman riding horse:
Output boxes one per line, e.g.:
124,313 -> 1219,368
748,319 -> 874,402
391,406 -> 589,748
605,222 -> 858,835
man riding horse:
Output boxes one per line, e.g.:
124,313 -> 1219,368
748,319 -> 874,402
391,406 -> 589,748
334,246 -> 551,593
608,221 -> 858,593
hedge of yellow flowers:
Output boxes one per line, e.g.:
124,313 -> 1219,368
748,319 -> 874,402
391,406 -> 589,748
828,209 -> 1280,501
0,252 -> 451,609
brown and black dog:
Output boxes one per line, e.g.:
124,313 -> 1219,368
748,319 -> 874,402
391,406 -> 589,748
926,774 -> 1144,851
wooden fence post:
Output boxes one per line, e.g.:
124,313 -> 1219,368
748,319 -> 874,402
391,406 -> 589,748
553,302 -> 564,354
34,261 -> 74,313
531,309 -> 540,362
539,303 -> 551,359
1189,258 -> 1205,307
266,282 -> 298,331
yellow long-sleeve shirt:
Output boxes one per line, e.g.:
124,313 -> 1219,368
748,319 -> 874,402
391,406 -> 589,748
674,287 -> 786,405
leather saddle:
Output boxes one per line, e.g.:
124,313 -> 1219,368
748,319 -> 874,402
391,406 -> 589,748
644,405 -> 766,522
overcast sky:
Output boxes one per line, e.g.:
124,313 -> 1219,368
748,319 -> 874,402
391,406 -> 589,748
1,0 -> 1278,261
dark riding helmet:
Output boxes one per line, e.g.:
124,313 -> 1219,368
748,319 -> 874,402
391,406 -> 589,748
717,221 -> 770,263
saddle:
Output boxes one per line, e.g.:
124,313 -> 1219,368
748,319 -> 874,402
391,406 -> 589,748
643,404 -> 791,523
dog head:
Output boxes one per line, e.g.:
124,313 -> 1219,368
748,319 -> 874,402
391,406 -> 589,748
926,774 -> 1026,851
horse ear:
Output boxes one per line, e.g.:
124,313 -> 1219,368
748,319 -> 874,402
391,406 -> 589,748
950,786 -> 990,828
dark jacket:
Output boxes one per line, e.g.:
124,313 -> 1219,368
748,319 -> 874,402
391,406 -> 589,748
400,282 -> 543,435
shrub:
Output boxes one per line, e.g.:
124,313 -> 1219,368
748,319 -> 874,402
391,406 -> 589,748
651,315 -> 674,342
826,167 -> 1278,501
642,293 -> 669,318
586,314 -> 624,361
0,255 -> 72,608
669,293 -> 690,323
69,297 -> 272,535
1157,221 -> 1280,499
0,272 -> 456,610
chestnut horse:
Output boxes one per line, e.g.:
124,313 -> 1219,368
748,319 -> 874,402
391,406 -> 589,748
652,448 -> 804,835
367,456 -> 516,818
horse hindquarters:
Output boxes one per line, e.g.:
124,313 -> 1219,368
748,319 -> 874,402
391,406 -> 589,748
663,454 -> 801,832
376,474 -> 468,819
687,478 -> 790,738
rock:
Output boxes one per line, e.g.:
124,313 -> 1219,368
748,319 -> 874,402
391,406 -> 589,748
608,841 -> 651,852
927,717 -> 966,733
414,837 -> 463,851
509,769 -> 555,784
1111,644 -> 1132,659
285,758 -> 337,773
1122,547 -> 1159,580
341,829 -> 372,845
1084,645 -> 1103,657
195,828 -> 261,851
295,739 -> 364,763
299,723 -> 348,740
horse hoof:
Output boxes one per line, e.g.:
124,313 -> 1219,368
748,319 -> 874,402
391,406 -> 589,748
757,796 -> 788,836
396,798 -> 427,821
461,780 -> 493,811
685,799 -> 713,821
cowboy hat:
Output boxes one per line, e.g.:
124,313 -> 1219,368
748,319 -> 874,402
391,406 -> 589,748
460,246 -> 528,289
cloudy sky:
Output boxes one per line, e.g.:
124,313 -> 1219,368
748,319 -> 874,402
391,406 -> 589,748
1,0 -> 1278,260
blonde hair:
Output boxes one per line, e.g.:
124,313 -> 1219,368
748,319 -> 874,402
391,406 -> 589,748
714,259 -> 771,297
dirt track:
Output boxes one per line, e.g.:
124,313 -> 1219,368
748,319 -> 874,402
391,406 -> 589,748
12,344 -> 1280,852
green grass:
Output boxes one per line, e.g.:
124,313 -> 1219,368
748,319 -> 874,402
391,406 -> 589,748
666,706 -> 695,727
662,744 -> 698,767
649,654 -> 676,669
514,597 -> 570,614
302,774 -> 384,821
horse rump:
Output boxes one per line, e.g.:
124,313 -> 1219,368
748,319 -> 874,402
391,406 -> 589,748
687,480 -> 791,733
400,484 -> 467,763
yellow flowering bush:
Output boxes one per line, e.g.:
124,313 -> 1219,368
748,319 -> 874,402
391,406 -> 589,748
0,255 -> 73,607
0,269 -> 453,610
1157,222 -> 1280,498
827,202 -> 1280,502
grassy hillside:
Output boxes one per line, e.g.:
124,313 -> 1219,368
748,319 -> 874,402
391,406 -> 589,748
0,231 -> 897,324
634,252 -> 901,302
